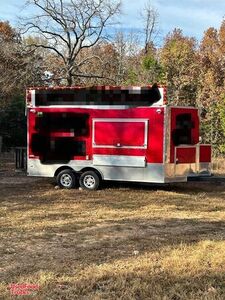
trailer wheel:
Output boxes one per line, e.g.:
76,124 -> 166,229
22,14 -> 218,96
79,171 -> 100,191
56,169 -> 76,189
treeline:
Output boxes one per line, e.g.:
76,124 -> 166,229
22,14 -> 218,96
0,0 -> 225,155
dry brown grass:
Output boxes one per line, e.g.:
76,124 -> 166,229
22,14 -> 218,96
212,157 -> 225,176
0,157 -> 225,299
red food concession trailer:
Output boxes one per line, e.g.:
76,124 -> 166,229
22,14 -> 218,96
26,85 -> 211,190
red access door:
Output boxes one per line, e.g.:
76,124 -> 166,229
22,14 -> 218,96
92,118 -> 148,167
93,118 -> 148,149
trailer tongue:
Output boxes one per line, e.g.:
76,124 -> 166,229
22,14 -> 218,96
26,85 -> 211,190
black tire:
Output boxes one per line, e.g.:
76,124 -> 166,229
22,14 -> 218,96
56,169 -> 76,189
79,171 -> 100,191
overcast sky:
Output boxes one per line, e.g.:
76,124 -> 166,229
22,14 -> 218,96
0,0 -> 224,43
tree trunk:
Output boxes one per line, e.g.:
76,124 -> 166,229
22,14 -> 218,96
66,71 -> 73,86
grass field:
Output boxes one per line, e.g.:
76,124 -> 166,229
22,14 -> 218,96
0,157 -> 225,299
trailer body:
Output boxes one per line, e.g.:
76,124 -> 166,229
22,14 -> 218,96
26,86 -> 211,189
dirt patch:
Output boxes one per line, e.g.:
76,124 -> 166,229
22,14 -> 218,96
0,159 -> 225,299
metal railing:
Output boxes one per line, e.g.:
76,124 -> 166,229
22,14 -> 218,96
15,147 -> 27,170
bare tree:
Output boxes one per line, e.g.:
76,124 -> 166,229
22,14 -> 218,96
0,21 -> 44,101
113,31 -> 141,84
21,0 -> 121,86
140,1 -> 159,54
113,32 -> 127,84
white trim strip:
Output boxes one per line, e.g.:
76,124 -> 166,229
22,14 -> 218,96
93,155 -> 146,167
31,90 -> 35,106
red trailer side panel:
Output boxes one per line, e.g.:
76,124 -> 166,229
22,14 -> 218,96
28,107 -> 165,164
176,147 -> 196,163
200,145 -> 211,162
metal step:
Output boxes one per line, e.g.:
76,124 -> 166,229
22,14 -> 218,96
188,175 -> 225,182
